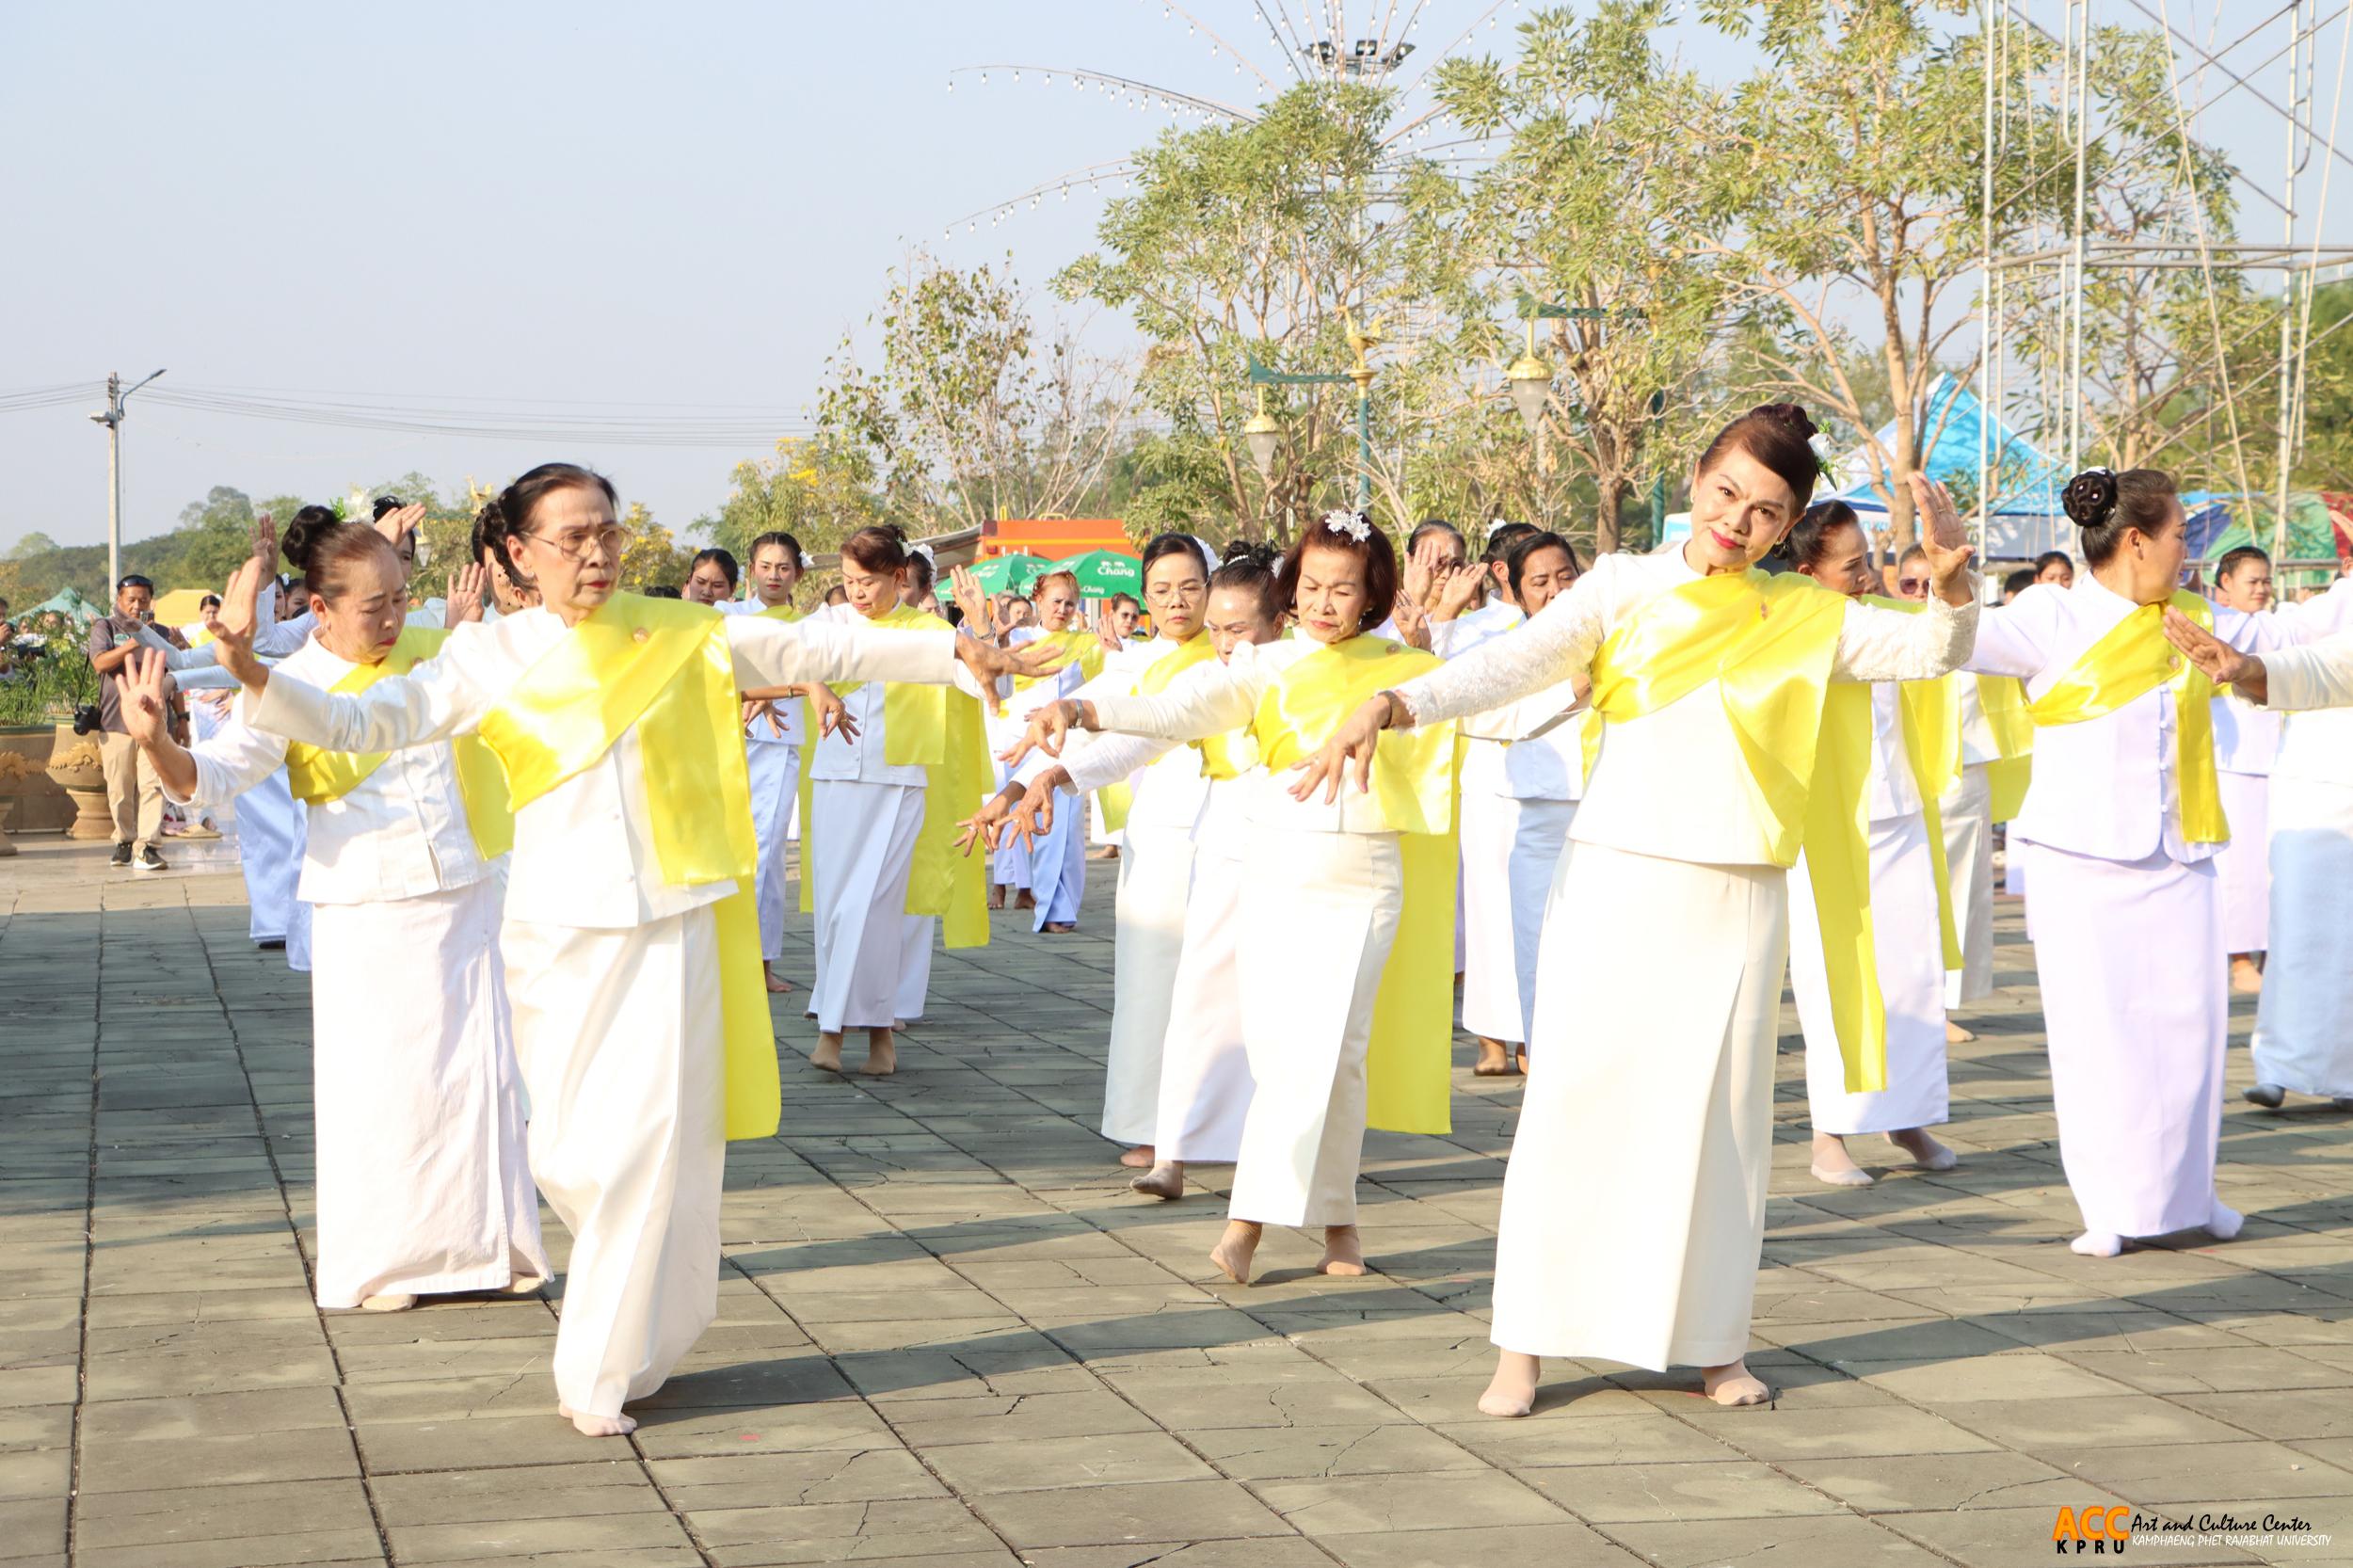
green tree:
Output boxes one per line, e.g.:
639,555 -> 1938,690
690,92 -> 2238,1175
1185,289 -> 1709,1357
616,502 -> 689,590
1417,0 -> 1739,553
694,437 -> 881,565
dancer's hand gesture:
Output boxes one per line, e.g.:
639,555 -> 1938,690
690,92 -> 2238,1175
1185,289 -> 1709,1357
373,503 -> 427,548
445,562 -> 488,625
206,559 -> 269,693
1289,694 -> 1392,804
1909,473 -> 1977,605
959,632 -> 1065,691
1432,563 -> 1483,623
120,649 -> 174,748
955,790 -> 1018,856
250,512 -> 278,573
950,566 -> 997,638
2164,607 -> 2265,701
1006,776 -> 1059,849
1390,591 -> 1431,650
999,699 -> 1085,767
808,682 -> 857,742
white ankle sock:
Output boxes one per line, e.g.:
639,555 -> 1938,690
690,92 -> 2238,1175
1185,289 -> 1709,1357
2070,1231 -> 2124,1257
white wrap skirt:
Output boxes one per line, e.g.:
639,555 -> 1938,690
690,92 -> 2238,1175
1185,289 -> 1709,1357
1099,824 -> 1197,1146
2251,776 -> 2353,1096
1229,830 -> 1402,1228
1940,762 -> 1997,1007
502,903 -> 728,1418
309,878 -> 548,1309
238,768 -> 312,969
808,780 -> 927,1034
2021,840 -> 2224,1239
1457,748 -> 1524,1044
745,739 -> 800,963
1154,842 -> 1253,1162
1792,811 -> 1951,1136
1489,840 -> 1785,1370
2216,771 -> 2271,953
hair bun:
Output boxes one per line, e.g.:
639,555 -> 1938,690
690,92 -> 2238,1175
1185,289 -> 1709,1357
1750,402 -> 1819,442
2062,469 -> 2120,529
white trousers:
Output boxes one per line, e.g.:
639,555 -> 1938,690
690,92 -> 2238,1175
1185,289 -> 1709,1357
745,740 -> 799,963
1229,831 -> 1402,1228
2216,771 -> 2271,953
238,767 -> 312,969
1793,811 -> 1951,1136
1154,845 -> 1253,1162
1026,782 -> 1088,930
2251,776 -> 2353,1095
1099,824 -> 1196,1145
1490,841 -> 1785,1370
1940,762 -> 1996,1008
1457,778 -> 1525,1044
309,879 -> 548,1308
808,780 -> 927,1033
2024,840 -> 2224,1239
502,904 -> 727,1417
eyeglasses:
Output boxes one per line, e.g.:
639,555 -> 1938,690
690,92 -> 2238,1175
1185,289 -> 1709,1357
1144,581 -> 1207,605
1897,577 -> 1929,595
523,523 -> 630,561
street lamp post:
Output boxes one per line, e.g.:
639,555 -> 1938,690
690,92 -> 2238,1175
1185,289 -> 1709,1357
1246,310 -> 1382,520
90,369 -> 167,590
1510,296 -> 1666,548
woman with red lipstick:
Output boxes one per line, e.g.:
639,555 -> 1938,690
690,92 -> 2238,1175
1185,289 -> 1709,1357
1299,405 -> 1980,1418
1016,513 -> 1462,1287
118,514 -> 551,1319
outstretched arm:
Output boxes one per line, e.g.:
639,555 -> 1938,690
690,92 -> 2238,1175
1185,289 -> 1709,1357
724,614 -> 1066,694
1084,655 -> 1264,744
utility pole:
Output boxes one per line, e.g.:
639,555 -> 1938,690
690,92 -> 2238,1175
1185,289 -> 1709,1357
90,370 -> 167,590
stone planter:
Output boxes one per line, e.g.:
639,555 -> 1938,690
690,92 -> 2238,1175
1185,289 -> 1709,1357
0,724 -> 71,835
43,723 -> 111,840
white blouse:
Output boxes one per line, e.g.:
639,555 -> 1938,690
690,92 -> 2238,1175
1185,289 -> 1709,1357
168,632 -> 489,908
1395,542 -> 1976,867
246,603 -> 956,930
721,599 -> 805,749
804,603 -> 987,788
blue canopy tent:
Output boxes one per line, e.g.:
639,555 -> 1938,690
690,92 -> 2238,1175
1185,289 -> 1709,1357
1828,375 -> 2073,560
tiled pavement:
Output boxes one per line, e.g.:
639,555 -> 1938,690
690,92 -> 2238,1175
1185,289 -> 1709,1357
6,835 -> 2353,1568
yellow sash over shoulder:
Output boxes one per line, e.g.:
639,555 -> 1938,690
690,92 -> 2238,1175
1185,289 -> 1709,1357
796,605 -> 993,950
1097,634 -> 1220,832
1862,599 -> 1964,972
1256,634 -> 1461,1137
2026,589 -> 2228,844
1976,675 -> 2035,823
1010,628 -> 1107,695
474,593 -> 779,1142
1584,569 -> 1888,1093
282,626 -> 514,858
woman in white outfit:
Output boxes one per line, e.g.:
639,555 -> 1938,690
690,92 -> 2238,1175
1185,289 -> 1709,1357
1452,532 -> 1587,1073
207,465 -> 1052,1437
1301,406 -> 1981,1417
1777,504 -> 1960,1187
714,535 -> 827,997
1025,517 -> 1460,1285
2209,547 -> 2281,995
805,525 -> 996,1076
988,571 -> 1101,929
2167,606 -> 2353,1108
1961,468 -> 2314,1258
967,536 -> 1219,1176
120,516 -> 549,1314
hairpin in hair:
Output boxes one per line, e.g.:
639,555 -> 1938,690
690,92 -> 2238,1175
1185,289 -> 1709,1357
1322,510 -> 1371,542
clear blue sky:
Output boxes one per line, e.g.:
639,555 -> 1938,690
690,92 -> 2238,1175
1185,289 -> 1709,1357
1,1 -> 2335,551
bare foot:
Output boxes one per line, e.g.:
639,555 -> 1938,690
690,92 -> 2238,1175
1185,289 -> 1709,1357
1209,1220 -> 1262,1286
360,1293 -> 418,1312
559,1403 -> 637,1437
1479,1351 -> 1540,1417
1516,1048 -> 1529,1074
1317,1224 -> 1368,1277
1473,1037 -> 1514,1077
1043,920 -> 1078,934
504,1275 -> 546,1296
810,1034 -> 843,1073
2232,955 -> 2265,995
1887,1128 -> 1958,1171
1809,1132 -> 1873,1187
1015,890 -> 1036,910
987,886 -> 1007,911
1119,1144 -> 1156,1169
1130,1161 -> 1185,1199
1702,1359 -> 1771,1406
763,962 -> 794,995
862,1030 -> 897,1077
1945,1017 -> 1976,1044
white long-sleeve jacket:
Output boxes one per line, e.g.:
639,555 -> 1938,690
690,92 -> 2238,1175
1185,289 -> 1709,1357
1392,543 -> 1975,868
245,604 -> 955,930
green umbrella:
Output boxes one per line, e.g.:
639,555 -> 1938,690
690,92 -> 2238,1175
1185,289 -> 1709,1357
1045,548 -> 1143,598
965,552 -> 1050,594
